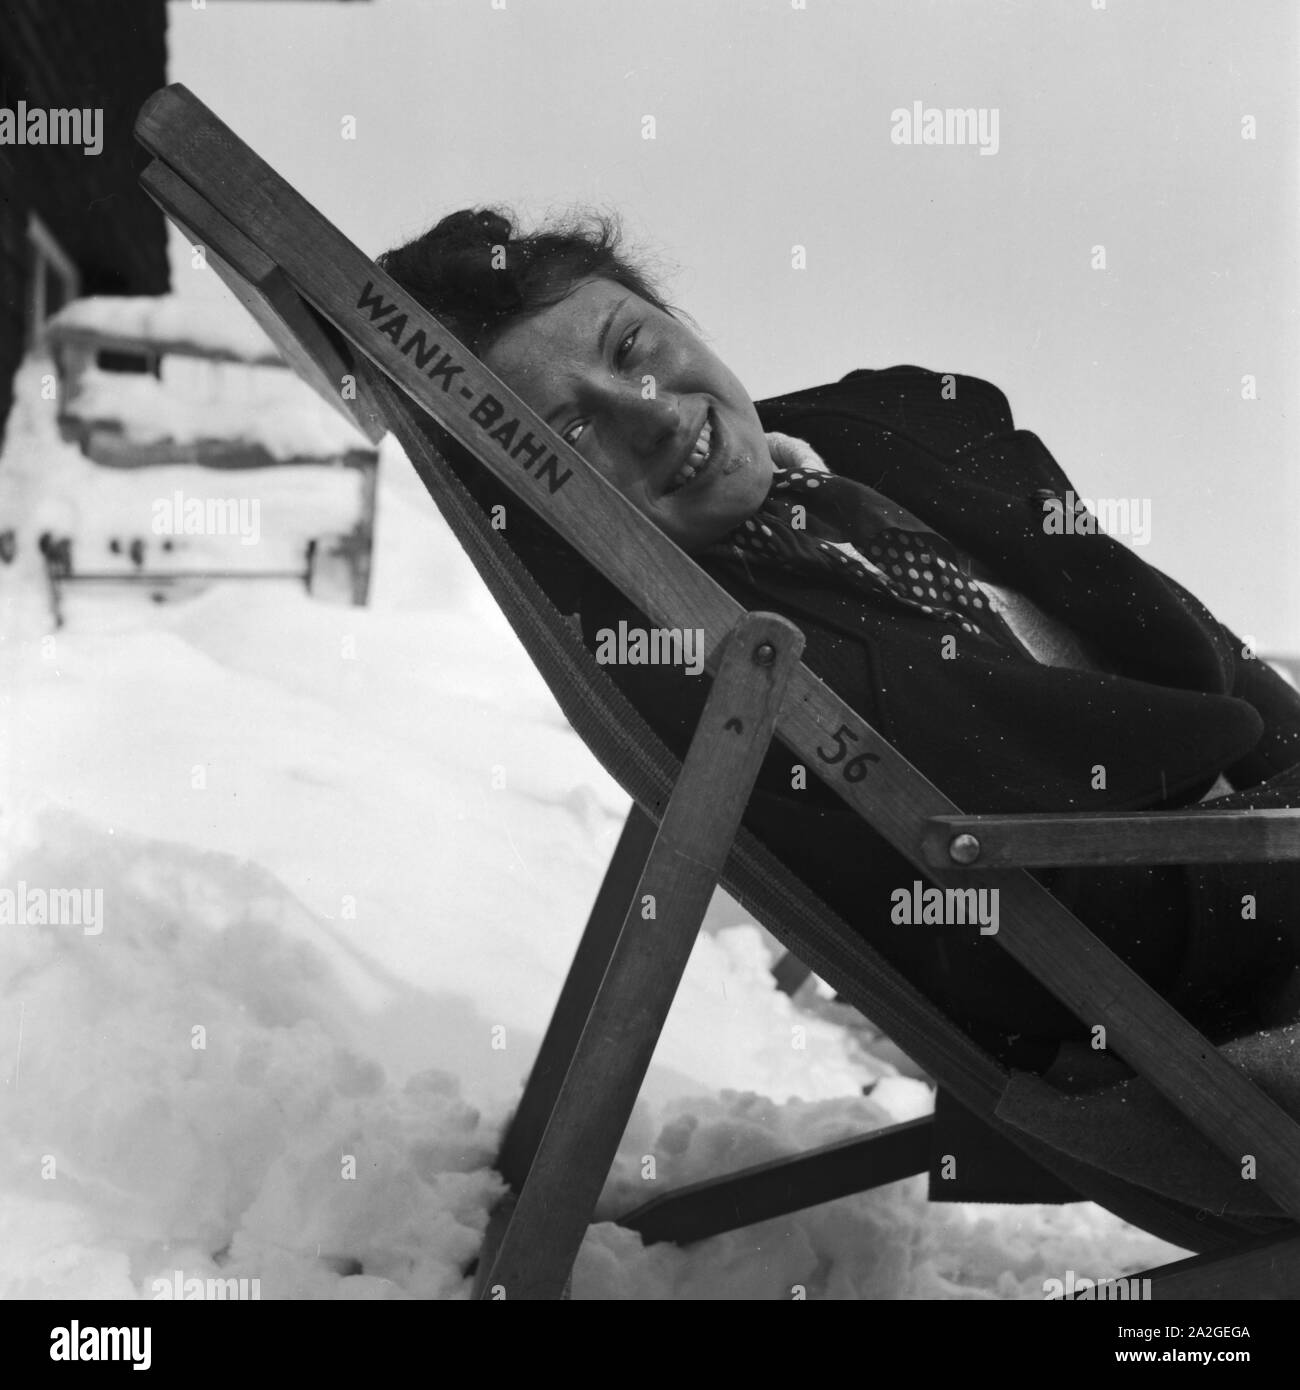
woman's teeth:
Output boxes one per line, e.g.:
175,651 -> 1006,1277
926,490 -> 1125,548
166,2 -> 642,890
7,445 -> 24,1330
669,418 -> 713,492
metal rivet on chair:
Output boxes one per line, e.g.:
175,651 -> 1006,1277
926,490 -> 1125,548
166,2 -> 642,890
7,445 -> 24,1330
753,642 -> 776,666
949,833 -> 981,865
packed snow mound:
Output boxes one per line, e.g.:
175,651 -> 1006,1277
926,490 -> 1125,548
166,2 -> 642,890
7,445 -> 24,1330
0,811 -> 503,1299
0,813 -> 1173,1301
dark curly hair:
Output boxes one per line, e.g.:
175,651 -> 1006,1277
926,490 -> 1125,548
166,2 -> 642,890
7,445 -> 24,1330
377,206 -> 677,356
376,207 -> 677,610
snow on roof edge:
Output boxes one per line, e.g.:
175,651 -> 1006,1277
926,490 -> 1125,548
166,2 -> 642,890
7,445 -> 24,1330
48,295 -> 283,365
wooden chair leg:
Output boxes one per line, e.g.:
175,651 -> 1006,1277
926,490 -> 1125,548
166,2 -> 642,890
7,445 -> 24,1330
772,950 -> 814,996
470,804 -> 658,1296
477,613 -> 804,1299
495,801 -> 659,1193
616,1117 -> 933,1246
1142,1228 -> 1300,1300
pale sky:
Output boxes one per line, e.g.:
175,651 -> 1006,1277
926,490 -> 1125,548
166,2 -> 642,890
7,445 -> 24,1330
168,0 -> 1299,651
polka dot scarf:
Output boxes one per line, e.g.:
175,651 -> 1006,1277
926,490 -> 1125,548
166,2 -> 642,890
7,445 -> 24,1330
704,431 -> 1019,650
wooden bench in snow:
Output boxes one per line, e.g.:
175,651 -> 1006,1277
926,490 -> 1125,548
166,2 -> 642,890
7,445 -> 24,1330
41,294 -> 386,612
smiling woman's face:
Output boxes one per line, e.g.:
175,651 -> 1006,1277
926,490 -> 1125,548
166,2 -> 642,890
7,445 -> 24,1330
482,278 -> 775,554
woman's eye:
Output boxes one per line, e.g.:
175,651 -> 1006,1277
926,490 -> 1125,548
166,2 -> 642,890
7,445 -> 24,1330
560,329 -> 639,446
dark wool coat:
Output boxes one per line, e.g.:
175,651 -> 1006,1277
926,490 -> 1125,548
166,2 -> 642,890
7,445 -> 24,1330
573,366 -> 1300,1066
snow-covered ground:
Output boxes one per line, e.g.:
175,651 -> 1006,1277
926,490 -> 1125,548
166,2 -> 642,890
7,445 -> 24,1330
0,344 -> 1185,1299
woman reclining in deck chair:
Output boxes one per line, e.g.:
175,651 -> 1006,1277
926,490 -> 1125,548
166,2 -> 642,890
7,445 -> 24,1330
379,209 -> 1300,1076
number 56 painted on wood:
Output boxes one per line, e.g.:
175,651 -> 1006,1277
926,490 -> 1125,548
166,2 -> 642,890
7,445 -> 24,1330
816,723 -> 881,782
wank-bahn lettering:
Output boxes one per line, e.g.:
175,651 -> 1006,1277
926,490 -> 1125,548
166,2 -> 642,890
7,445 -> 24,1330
355,280 -> 574,494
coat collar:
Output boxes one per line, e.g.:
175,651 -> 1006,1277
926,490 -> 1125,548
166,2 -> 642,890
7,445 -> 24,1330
754,371 -> 1231,694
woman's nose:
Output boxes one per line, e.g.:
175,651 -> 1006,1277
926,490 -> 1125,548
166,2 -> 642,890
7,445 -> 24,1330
605,384 -> 681,456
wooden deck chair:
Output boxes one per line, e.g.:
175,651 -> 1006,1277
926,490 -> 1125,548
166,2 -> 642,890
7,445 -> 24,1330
134,84 -> 1300,1301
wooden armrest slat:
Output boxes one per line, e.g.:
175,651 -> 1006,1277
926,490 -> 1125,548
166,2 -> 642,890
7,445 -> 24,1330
923,808 -> 1300,868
